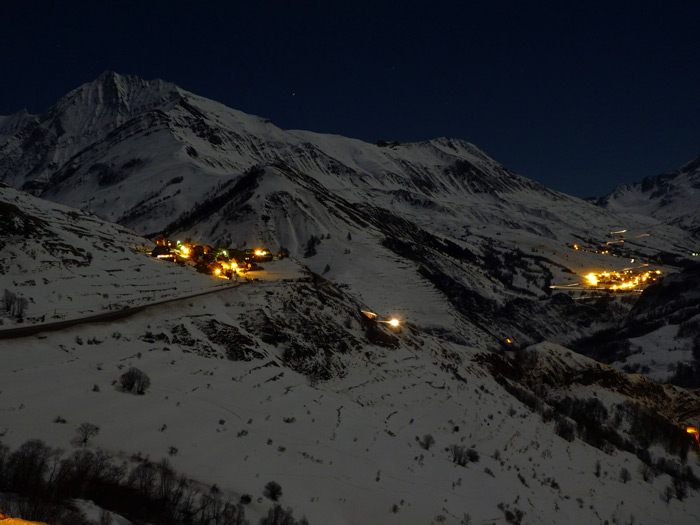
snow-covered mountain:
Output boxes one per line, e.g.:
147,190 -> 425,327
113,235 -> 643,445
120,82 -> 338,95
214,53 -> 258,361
1,73 -> 697,352
596,155 -> 700,236
2,73 -> 700,523
0,73 -> 692,253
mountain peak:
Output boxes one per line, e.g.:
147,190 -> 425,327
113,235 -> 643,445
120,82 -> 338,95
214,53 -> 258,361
0,108 -> 37,138
56,71 -> 182,118
597,152 -> 700,235
96,69 -> 122,81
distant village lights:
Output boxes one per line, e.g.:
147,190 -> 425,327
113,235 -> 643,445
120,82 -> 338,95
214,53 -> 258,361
581,268 -> 662,292
150,236 -> 287,279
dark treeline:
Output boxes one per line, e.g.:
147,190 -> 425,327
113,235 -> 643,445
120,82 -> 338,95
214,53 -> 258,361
0,438 -> 249,524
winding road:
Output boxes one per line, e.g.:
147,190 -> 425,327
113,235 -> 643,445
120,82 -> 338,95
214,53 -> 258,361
0,281 -> 243,340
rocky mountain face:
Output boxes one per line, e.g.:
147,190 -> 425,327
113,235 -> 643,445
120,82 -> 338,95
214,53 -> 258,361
596,155 -> 700,237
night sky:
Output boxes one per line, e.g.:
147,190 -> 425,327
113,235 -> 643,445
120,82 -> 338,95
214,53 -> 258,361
2,1 -> 699,198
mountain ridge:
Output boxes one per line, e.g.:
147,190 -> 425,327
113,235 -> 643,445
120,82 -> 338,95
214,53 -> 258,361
596,154 -> 700,237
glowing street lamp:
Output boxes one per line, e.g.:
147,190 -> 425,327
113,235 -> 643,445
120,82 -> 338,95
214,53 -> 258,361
363,310 -> 400,328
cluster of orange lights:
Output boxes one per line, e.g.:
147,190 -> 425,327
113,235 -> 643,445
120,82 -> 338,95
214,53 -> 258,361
688,426 -> 699,442
584,269 -> 662,291
571,243 -> 614,255
213,260 -> 238,278
153,238 -> 260,279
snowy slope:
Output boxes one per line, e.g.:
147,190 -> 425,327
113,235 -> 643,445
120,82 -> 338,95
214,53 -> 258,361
1,186 -> 699,524
0,183 -> 229,326
1,266 -> 699,524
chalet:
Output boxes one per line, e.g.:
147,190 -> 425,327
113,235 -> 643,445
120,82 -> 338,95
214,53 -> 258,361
151,245 -> 173,259
244,248 -> 273,262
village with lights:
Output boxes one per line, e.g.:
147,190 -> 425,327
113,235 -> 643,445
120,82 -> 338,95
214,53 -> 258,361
149,237 -> 403,328
545,229 -> 700,443
150,236 -> 285,279
583,267 -> 663,292
547,228 -> 677,296
147,226 -> 691,332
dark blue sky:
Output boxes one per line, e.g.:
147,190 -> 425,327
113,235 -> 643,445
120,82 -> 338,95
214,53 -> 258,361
2,1 -> 699,197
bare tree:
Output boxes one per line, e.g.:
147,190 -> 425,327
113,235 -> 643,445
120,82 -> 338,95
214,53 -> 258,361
2,290 -> 28,320
264,481 -> 283,501
639,463 -> 655,482
620,467 -> 631,483
128,460 -> 156,499
74,422 -> 100,447
157,458 -> 176,503
119,367 -> 151,394
662,485 -> 674,503
2,289 -> 15,312
6,439 -> 58,493
449,445 -> 469,466
13,296 -> 28,320
220,501 -> 247,525
260,504 -> 296,525
418,434 -> 435,451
